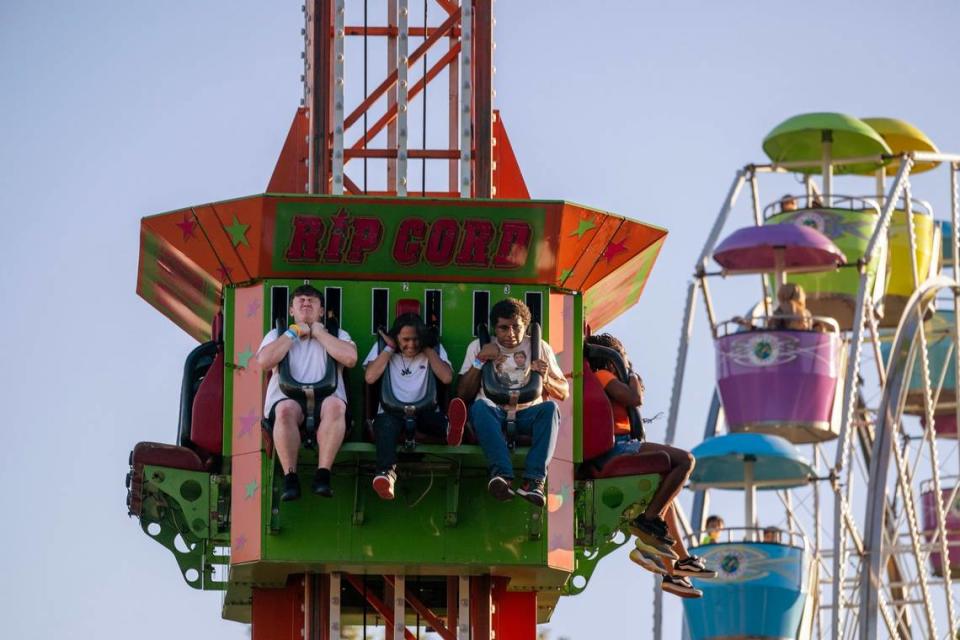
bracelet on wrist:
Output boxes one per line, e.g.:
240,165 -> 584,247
383,345 -> 394,354
288,324 -> 302,337
472,358 -> 484,370
284,329 -> 298,341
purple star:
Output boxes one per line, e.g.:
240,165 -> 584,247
216,265 -> 233,282
238,410 -> 259,437
175,215 -> 197,241
235,534 -> 247,551
245,299 -> 261,318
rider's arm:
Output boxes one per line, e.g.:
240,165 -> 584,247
363,344 -> 392,384
423,346 -> 453,384
256,325 -> 307,370
541,343 -> 569,401
600,369 -> 643,407
455,339 -> 490,400
313,323 -> 358,367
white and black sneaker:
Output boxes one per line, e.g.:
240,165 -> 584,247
487,475 -> 515,501
661,575 -> 702,599
516,478 -> 546,508
629,548 -> 668,576
673,555 -> 718,579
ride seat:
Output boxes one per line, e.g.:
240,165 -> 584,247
127,441 -> 208,517
577,356 -> 671,479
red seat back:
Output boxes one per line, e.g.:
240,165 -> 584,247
396,298 -> 421,316
582,360 -> 615,460
191,349 -> 224,456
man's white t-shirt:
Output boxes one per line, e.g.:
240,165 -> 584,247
259,328 -> 354,414
362,343 -> 450,412
458,336 -> 563,409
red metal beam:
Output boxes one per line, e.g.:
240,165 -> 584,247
348,43 -> 460,155
469,576 -> 492,640
307,0 -> 333,194
343,8 -> 460,130
342,575 -> 417,640
472,0 -> 493,198
344,26 -> 460,37
251,578 -> 305,640
383,576 -> 455,640
434,0 -> 458,15
491,577 -> 537,640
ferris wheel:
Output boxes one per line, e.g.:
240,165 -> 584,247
663,113 -> 960,640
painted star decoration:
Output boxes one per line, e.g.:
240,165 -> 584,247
245,299 -> 261,318
244,478 -> 259,499
235,534 -> 247,551
569,218 -> 596,239
237,410 -> 259,438
603,238 -> 628,262
175,214 -> 197,242
558,267 -> 574,283
225,215 -> 250,247
216,265 -> 233,282
236,347 -> 254,369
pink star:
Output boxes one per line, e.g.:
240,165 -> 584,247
603,239 -> 628,262
175,215 -> 197,241
238,410 -> 259,437
245,299 -> 261,318
235,534 -> 247,551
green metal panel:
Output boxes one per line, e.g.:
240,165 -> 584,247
222,287 -> 235,458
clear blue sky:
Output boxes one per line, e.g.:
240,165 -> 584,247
2,1 -> 958,638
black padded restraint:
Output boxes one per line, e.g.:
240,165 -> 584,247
276,318 -> 339,435
584,343 -> 644,442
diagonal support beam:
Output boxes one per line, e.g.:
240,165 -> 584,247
341,574 -> 417,640
344,8 -> 460,130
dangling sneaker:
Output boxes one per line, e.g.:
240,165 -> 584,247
629,548 -> 668,576
312,468 -> 334,498
661,575 -> 703,599
372,469 -> 397,501
516,478 -> 546,508
487,475 -> 515,501
281,472 -> 301,502
446,397 -> 467,446
629,514 -> 676,548
673,555 -> 718,579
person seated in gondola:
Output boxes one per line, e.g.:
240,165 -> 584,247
700,514 -> 725,545
584,333 -> 715,595
780,194 -> 798,212
768,282 -> 813,331
256,284 -> 358,501
762,526 -> 783,544
457,297 -> 568,507
363,312 -> 468,500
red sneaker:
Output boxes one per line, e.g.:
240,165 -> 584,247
447,397 -> 467,446
372,470 -> 396,500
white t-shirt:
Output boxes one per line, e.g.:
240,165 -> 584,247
259,328 -> 354,414
458,336 -> 563,409
362,343 -> 450,412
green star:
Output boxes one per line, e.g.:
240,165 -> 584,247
236,347 -> 254,368
569,218 -> 595,239
244,479 -> 259,498
226,215 -> 250,247
559,268 -> 574,282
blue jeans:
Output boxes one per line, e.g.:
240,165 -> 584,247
469,400 -> 559,481
591,434 -> 642,468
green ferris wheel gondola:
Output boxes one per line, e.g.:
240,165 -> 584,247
762,112 -> 892,175
861,117 -> 940,174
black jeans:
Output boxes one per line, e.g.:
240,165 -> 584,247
374,409 -> 447,472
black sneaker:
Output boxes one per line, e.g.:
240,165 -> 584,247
312,468 -> 334,498
660,574 -> 702,599
281,472 -> 301,502
487,476 -> 515,501
516,478 -> 546,508
674,555 -> 718,579
629,514 -> 675,547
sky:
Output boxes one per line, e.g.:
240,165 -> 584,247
1,1 -> 959,638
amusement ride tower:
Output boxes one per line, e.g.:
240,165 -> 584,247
125,2 -> 671,638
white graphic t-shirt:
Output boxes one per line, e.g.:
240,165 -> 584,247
259,328 -> 354,414
458,336 -> 563,409
362,343 -> 450,413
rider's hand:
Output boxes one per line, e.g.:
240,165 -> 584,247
478,343 -> 500,361
531,358 -> 549,375
378,329 -> 397,351
310,322 -> 327,340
